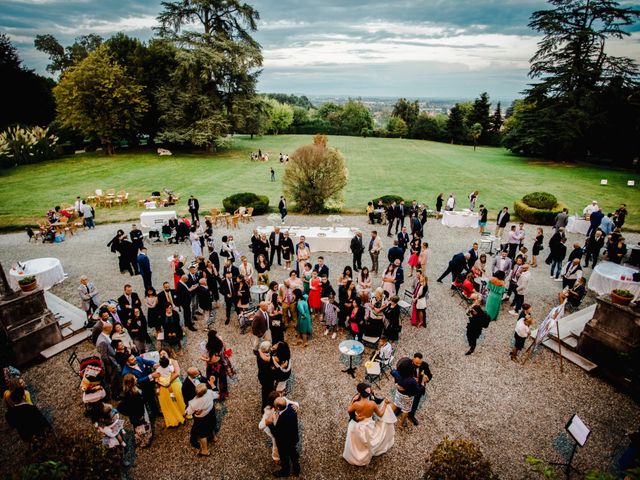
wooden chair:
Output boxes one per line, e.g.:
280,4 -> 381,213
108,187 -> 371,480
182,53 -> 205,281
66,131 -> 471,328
106,188 -> 116,197
86,193 -> 96,204
242,207 -> 254,223
231,214 -> 240,229
210,208 -> 219,217
234,207 -> 246,218
95,189 -> 104,197
137,199 -> 146,207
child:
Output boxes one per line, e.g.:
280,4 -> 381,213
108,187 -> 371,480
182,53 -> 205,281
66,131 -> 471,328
94,402 -> 126,448
323,292 -> 340,339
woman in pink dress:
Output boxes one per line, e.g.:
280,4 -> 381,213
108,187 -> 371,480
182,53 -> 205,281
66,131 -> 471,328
308,270 -> 322,318
407,234 -> 421,277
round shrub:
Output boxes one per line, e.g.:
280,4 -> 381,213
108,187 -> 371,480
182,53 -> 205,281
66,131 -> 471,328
521,191 -> 558,210
514,199 -> 568,225
424,437 -> 497,480
374,195 -> 404,205
222,192 -> 270,215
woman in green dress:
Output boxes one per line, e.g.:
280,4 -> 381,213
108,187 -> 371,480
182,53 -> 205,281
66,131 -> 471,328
485,270 -> 506,321
294,288 -> 312,347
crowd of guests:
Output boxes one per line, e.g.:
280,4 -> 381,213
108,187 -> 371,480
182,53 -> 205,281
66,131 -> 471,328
5,192 -> 637,476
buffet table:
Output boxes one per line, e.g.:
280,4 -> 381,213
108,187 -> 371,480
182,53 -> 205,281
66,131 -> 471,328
567,216 -> 590,235
139,210 -> 176,228
9,258 -> 66,291
257,226 -> 354,253
441,210 -> 479,228
588,261 -> 640,299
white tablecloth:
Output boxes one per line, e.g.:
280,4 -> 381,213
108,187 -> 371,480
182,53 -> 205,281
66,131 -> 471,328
140,210 -> 176,228
9,257 -> 65,291
441,211 -> 479,228
567,216 -> 590,235
588,261 -> 640,298
257,226 -> 354,253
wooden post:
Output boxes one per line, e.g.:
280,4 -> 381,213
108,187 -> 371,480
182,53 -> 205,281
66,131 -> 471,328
556,318 -> 564,373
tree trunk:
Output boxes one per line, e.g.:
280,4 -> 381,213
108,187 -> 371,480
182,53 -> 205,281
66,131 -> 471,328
206,143 -> 216,154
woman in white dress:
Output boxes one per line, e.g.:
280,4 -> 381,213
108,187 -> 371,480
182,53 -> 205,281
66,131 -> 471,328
259,391 -> 300,464
343,383 -> 396,466
190,226 -> 202,258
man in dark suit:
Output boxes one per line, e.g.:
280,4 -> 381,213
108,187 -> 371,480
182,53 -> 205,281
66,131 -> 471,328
187,195 -> 200,223
222,258 -> 239,280
436,252 -> 471,284
117,284 -> 142,321
386,201 -> 397,237
396,200 -> 406,232
388,240 -> 404,265
408,200 -> 419,219
313,256 -> 329,278
130,224 -> 144,252
186,264 -> 201,315
467,242 -> 479,270
494,206 -> 511,238
208,249 -> 220,272
397,226 -> 410,255
219,270 -> 237,325
158,281 -> 177,311
176,275 -> 197,331
268,397 -> 301,477
278,196 -> 287,224
408,352 -> 433,425
269,227 -> 284,266
137,247 -> 152,290
122,353 -> 160,416
393,259 -> 404,295
350,231 -> 365,271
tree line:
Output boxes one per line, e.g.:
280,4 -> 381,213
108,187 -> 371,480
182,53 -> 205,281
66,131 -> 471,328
0,0 -> 638,165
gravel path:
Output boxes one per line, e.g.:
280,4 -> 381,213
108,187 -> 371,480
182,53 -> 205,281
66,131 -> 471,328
0,214 -> 638,479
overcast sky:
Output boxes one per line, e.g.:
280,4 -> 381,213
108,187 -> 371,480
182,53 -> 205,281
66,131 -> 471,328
2,0 -> 639,102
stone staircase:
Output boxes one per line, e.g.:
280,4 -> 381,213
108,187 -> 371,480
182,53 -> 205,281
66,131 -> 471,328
40,292 -> 90,359
531,304 -> 598,372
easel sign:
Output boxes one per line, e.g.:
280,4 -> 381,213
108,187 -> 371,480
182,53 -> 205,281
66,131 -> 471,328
566,414 -> 591,447
550,414 -> 590,478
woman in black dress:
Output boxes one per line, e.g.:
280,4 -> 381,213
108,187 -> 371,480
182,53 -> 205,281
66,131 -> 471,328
338,280 -> 357,331
271,341 -> 291,393
384,296 -> 401,341
281,231 -> 294,270
435,193 -> 444,214
235,276 -> 251,316
127,307 -> 152,353
267,282 -> 284,344
531,227 -> 544,268
203,260 -> 220,305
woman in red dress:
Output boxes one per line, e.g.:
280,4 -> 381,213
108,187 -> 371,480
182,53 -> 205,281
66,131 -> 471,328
308,270 -> 323,319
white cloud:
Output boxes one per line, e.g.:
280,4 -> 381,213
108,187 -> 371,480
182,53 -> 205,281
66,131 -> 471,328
53,15 -> 158,35
263,33 -> 540,71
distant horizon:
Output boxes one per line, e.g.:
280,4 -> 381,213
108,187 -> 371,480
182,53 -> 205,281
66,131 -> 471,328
260,92 -> 518,105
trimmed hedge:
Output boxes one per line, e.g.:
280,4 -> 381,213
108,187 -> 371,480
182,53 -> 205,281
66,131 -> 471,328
521,192 -> 557,210
374,195 -> 404,205
514,200 -> 568,225
222,192 -> 270,215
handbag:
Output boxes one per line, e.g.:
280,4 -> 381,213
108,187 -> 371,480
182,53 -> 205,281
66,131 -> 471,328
416,297 -> 427,309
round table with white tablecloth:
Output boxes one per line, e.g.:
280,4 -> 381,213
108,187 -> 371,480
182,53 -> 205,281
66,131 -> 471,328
9,257 -> 66,291
566,216 -> 590,235
257,226 -> 354,253
588,261 -> 640,299
441,210 -> 479,228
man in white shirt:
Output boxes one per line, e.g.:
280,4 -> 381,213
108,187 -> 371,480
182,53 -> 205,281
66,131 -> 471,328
368,230 -> 383,275
186,383 -> 217,456
81,201 -> 95,229
583,200 -> 599,216
445,194 -> 456,211
561,258 -> 583,288
507,225 -> 522,259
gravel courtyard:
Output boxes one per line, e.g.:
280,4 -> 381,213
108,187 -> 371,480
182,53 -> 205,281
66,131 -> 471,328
0,213 -> 638,479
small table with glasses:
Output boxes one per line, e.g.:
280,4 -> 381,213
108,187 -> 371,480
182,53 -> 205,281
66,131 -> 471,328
250,284 -> 269,303
339,340 -> 365,378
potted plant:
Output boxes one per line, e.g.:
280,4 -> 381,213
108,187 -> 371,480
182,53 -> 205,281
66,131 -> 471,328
611,288 -> 634,306
18,275 -> 37,292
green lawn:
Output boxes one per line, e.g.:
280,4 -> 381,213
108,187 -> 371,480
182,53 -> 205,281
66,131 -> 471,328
1,135 -> 638,230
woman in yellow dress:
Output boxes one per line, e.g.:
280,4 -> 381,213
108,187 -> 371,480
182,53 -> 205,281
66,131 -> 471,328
156,348 -> 186,427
